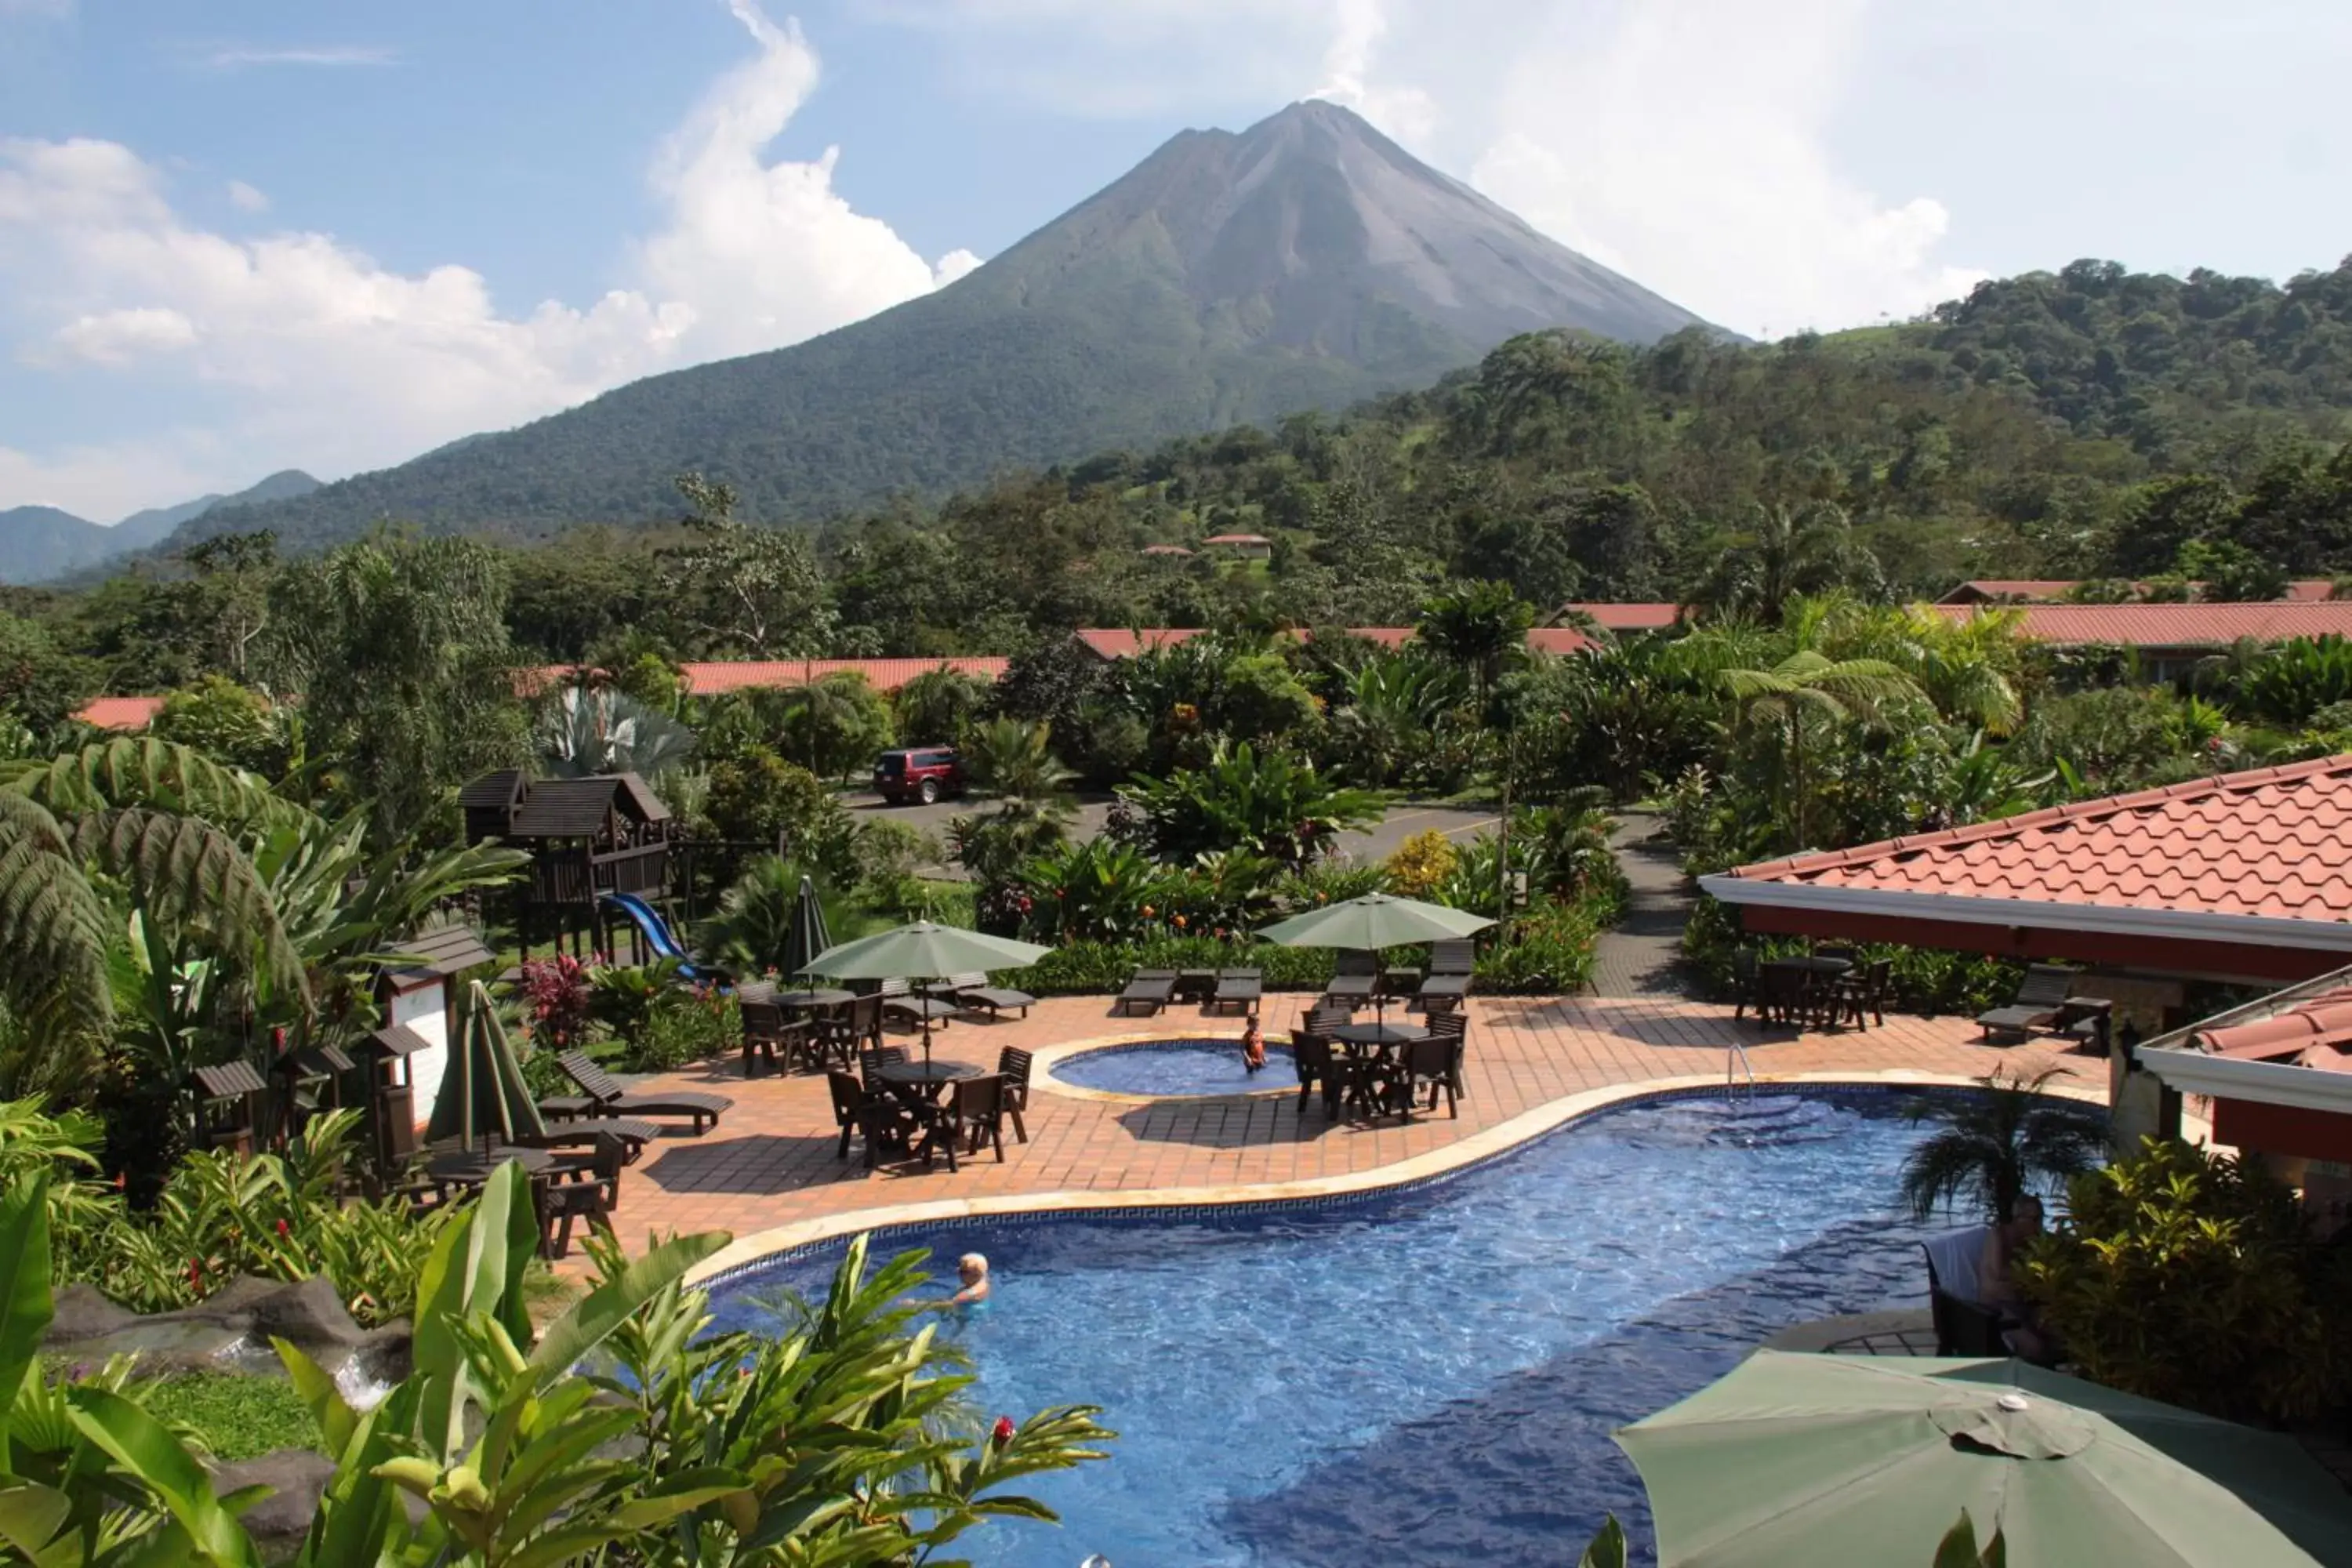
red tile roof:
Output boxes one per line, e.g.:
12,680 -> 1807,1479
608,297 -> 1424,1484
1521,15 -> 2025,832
1714,754 -> 2352,931
1561,602 -> 1681,631
1073,626 -> 1601,658
76,695 -> 166,731
1201,533 -> 1272,546
2195,989 -> 2352,1070
1933,601 -> 2352,647
1936,581 -> 2340,607
1073,628 -> 1212,659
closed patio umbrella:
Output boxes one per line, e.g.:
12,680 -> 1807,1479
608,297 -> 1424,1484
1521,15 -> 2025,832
426,980 -> 548,1156
804,921 -> 1050,1065
781,873 -> 832,982
1616,1351 -> 2352,1567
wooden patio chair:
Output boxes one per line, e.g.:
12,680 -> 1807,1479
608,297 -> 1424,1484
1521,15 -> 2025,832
539,1132 -> 625,1259
996,1046 -> 1033,1142
928,1073 -> 1010,1171
1290,1028 -> 1352,1116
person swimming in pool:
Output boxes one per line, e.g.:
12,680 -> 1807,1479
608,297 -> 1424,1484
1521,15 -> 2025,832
946,1252 -> 991,1308
1240,1010 -> 1266,1073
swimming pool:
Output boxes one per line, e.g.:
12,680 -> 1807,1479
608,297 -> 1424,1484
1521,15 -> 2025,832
706,1087 -> 1976,1566
1050,1036 -> 1301,1097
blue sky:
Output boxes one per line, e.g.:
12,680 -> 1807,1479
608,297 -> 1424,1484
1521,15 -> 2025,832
3,0 -> 2348,521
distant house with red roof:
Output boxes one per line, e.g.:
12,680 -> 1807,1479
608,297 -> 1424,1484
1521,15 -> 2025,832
1933,601 -> 2352,680
75,695 -> 167,731
1071,625 -> 1616,660
1936,579 -> 2339,606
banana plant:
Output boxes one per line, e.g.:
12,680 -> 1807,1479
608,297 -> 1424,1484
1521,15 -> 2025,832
0,1172 -> 270,1567
590,1232 -> 1113,1567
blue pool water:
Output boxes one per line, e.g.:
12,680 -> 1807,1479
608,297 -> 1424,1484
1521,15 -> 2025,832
1052,1037 -> 1301,1096
707,1088 -> 1966,1566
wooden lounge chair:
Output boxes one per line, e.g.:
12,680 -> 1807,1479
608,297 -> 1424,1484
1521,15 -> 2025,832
873,978 -> 957,1030
1210,967 -> 1262,1015
1116,968 -> 1177,1016
1976,964 -> 2111,1044
548,1051 -> 731,1134
514,1116 -> 664,1165
942,971 -> 1037,1020
1416,939 -> 1477,1010
1325,950 -> 1377,1005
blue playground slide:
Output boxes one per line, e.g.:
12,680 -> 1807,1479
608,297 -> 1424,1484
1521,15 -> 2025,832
598,892 -> 713,982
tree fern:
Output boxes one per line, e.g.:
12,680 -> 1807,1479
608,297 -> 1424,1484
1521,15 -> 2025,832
67,809 -> 308,1012
0,792 -> 114,1025
2,737 -> 307,832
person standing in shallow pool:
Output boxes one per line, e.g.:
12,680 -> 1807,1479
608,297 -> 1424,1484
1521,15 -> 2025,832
946,1253 -> 991,1308
1240,1010 -> 1266,1073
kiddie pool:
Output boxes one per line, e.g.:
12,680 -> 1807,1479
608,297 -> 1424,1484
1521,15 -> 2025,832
1047,1036 -> 1302,1097
705,1085 -> 1994,1566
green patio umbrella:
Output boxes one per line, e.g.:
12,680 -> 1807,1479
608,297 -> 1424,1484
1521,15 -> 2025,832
1616,1351 -> 2352,1568
781,873 -> 833,982
804,922 -> 1050,1064
426,980 -> 548,1155
1258,892 -> 1494,1026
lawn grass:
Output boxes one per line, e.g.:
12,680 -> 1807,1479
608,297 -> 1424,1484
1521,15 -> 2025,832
143,1371 -> 322,1461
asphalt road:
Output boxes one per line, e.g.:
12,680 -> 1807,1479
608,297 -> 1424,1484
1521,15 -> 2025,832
844,791 -> 1497,877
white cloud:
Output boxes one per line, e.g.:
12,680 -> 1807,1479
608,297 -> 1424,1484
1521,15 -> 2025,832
225,179 -> 268,212
48,306 -> 199,364
1308,0 -> 1438,151
0,2 -> 978,517
1464,0 -> 1984,336
204,45 -> 401,69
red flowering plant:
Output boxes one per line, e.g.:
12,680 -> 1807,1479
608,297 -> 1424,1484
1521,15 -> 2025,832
519,954 -> 597,1053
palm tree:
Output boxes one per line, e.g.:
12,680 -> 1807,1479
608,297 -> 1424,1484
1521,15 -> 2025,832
1417,582 -> 1534,713
960,717 -> 1075,822
536,682 -> 698,779
1717,648 -> 1923,850
1690,503 -> 1883,626
1899,1067 -> 2107,1224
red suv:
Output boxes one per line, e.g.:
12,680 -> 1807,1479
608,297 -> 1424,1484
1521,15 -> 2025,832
873,746 -> 965,805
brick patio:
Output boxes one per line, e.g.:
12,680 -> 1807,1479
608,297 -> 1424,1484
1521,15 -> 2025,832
579,993 -> 2092,1259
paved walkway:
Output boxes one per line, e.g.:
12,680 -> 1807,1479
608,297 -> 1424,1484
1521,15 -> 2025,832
1591,812 -> 1698,998
580,993 -> 2088,1260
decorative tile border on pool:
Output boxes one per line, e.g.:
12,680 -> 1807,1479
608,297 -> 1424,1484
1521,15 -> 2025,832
1040,1035 -> 1298,1102
688,1069 -> 2101,1290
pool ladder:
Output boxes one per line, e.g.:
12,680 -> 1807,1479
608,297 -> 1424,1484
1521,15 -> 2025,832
1725,1037 -> 1756,1098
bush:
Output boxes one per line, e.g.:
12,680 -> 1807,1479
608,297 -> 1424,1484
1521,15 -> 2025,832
705,746 -> 855,874
0,1104 -> 453,1328
1385,829 -> 1459,897
1474,898 -> 1606,993
150,675 -> 285,775
2020,1138 -> 2352,1423
517,954 -> 596,1054
1680,893 -> 2020,1017
620,985 -> 739,1072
